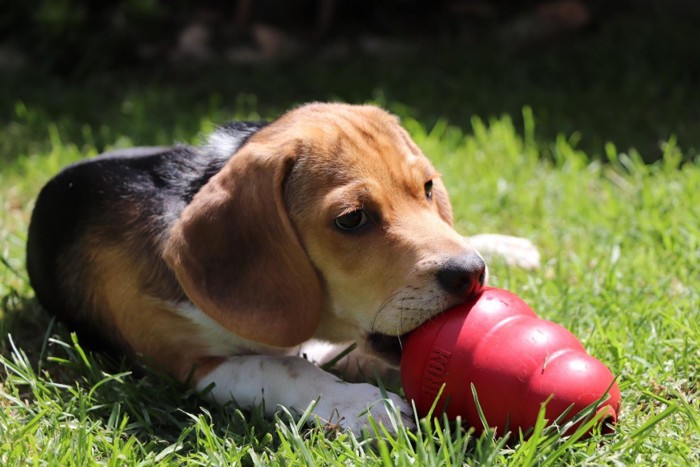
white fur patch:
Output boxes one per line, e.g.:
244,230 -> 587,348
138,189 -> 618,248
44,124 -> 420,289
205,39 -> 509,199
172,302 -> 294,357
205,128 -> 248,159
469,234 -> 541,270
196,354 -> 413,433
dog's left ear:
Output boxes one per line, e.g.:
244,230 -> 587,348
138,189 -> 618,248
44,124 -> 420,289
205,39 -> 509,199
163,140 -> 323,348
432,177 -> 454,225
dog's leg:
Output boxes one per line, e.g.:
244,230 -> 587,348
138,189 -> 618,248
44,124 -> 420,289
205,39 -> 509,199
196,355 -> 414,433
299,340 -> 401,386
469,233 -> 540,269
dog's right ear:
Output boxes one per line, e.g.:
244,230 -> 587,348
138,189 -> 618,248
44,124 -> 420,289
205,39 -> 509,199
163,139 -> 324,348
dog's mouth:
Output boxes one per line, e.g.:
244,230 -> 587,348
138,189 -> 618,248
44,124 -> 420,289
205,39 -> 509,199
367,332 -> 408,366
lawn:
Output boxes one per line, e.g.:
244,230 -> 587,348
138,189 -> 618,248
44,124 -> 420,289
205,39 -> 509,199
1,12 -> 699,465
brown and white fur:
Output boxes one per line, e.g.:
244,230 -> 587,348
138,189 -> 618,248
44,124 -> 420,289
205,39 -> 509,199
26,103 -> 539,433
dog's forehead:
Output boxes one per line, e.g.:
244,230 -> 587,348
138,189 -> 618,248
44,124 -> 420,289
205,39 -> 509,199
275,104 -> 439,208
305,109 -> 433,182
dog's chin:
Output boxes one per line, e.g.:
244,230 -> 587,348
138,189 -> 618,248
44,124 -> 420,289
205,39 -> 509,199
366,332 -> 408,367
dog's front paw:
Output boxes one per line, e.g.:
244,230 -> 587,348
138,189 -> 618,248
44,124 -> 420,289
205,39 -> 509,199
469,233 -> 541,270
312,383 -> 415,434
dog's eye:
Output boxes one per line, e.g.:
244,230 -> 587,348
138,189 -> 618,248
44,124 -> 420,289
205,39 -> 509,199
335,209 -> 368,231
424,180 -> 433,200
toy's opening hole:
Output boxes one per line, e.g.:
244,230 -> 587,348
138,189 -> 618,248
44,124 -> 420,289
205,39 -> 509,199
600,415 -> 616,435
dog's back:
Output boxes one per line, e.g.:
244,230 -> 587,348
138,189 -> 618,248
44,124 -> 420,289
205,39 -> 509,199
26,123 -> 264,350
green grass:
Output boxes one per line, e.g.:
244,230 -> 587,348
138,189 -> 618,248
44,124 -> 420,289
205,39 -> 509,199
2,104 -> 698,465
2,13 -> 699,465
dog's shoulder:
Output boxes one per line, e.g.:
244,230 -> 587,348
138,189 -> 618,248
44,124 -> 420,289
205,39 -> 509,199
204,121 -> 267,161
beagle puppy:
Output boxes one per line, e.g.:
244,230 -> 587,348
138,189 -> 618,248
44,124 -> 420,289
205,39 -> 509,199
27,103 -> 539,433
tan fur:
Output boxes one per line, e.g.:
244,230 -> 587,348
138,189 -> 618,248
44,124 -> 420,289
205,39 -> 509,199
280,104 -> 469,349
79,242 -> 205,379
163,136 -> 324,348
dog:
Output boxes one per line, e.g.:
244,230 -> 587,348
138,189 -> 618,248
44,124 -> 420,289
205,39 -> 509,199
26,103 -> 539,433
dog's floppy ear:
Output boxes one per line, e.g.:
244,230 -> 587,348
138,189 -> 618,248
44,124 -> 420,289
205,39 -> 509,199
163,141 -> 323,348
433,177 -> 454,225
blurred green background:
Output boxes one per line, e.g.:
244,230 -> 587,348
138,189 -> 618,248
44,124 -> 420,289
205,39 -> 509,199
2,0 -> 699,166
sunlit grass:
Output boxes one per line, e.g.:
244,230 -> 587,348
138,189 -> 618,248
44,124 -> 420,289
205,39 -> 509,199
1,93 -> 698,464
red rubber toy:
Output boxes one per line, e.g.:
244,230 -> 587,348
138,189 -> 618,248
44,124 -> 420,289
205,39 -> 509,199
401,287 -> 621,437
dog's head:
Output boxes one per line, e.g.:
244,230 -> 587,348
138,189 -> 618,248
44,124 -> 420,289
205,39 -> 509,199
164,103 -> 486,364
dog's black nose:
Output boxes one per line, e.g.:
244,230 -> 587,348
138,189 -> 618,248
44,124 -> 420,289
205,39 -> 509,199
437,254 -> 486,297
